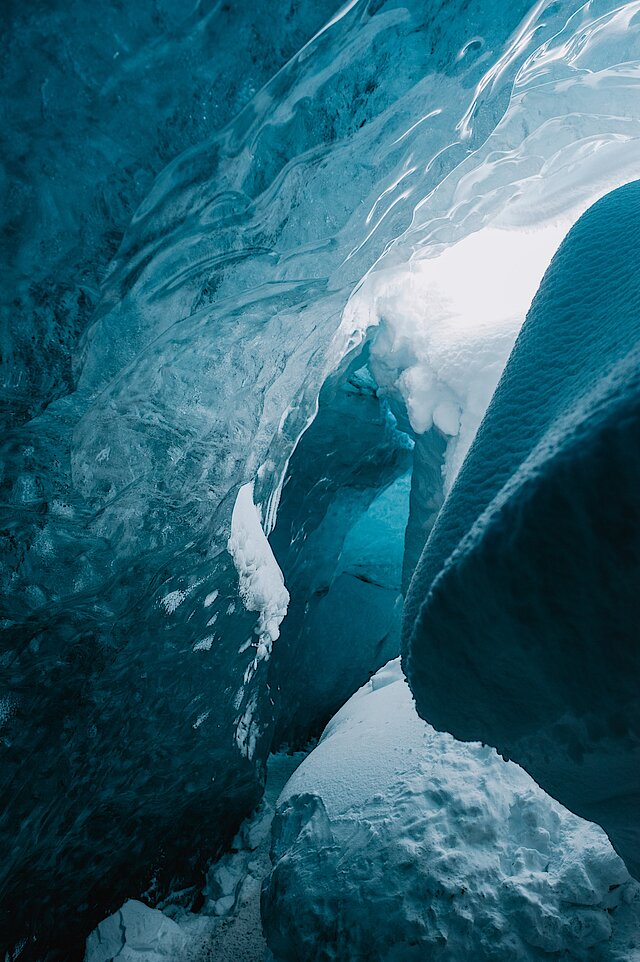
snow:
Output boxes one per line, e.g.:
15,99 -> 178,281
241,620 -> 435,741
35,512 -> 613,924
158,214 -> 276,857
159,589 -> 186,615
193,635 -> 215,652
228,481 -> 290,656
203,590 -> 219,608
263,661 -> 640,962
367,223 -> 569,490
85,902 -> 187,962
0,696 -> 17,727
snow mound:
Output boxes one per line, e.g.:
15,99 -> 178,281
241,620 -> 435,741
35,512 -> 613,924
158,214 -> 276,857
262,661 -> 640,962
228,481 -> 290,656
367,224 -> 569,490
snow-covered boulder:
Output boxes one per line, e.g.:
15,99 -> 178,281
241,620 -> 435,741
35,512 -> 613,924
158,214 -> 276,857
262,661 -> 640,962
84,900 -> 187,962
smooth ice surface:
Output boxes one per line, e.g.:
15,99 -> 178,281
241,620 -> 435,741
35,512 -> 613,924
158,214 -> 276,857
263,661 -> 640,962
1,0 -> 340,431
404,181 -> 640,878
268,357 -> 412,747
4,0 -> 640,954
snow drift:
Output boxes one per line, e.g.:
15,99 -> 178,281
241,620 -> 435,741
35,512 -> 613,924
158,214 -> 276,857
263,661 -> 640,962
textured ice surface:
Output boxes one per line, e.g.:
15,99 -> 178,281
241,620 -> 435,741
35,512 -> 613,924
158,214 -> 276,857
4,0 -> 640,955
0,0 -> 339,432
263,660 -> 640,962
84,753 -> 305,962
404,181 -> 640,878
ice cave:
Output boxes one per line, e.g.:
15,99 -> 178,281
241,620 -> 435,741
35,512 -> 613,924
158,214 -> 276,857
1,0 -> 639,959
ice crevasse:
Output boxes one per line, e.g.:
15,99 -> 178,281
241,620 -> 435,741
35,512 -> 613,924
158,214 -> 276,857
1,0 -> 640,955
262,176 -> 640,962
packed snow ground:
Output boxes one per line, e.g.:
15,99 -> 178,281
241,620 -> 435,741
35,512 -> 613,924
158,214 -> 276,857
263,661 -> 640,962
87,664 -> 640,962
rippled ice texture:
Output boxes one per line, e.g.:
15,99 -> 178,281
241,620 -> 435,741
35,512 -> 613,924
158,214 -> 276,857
3,0 -> 640,955
403,178 -> 640,882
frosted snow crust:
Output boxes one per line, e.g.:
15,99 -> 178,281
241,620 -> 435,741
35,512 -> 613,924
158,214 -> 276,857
263,661 -> 640,962
228,482 -> 289,661
404,181 -> 640,879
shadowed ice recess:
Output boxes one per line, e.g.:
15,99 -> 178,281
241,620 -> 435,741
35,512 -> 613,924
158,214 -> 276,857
1,0 -> 640,956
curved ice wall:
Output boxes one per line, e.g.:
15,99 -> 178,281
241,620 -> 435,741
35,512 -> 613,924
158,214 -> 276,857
2,0 -> 640,954
1,0 -> 339,430
403,180 -> 640,882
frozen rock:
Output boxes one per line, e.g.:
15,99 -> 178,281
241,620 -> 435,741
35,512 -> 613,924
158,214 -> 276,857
84,900 -> 186,962
403,181 -> 640,879
262,661 -> 640,962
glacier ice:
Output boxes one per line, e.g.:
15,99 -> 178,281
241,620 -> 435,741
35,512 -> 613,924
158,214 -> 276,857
3,0 -> 640,955
5,1 -> 549,949
404,180 -> 640,879
268,355 -> 412,747
263,660 -> 640,962
0,0 -> 340,432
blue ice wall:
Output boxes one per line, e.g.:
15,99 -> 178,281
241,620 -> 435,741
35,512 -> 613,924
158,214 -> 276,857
0,0 -> 339,432
403,180 -> 640,879
1,1 -> 543,953
269,355 -> 412,747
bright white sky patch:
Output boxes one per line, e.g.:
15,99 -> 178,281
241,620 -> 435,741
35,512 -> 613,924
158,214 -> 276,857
364,221 -> 571,490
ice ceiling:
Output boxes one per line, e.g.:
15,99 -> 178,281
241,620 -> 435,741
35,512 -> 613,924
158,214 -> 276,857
2,0 -> 640,955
